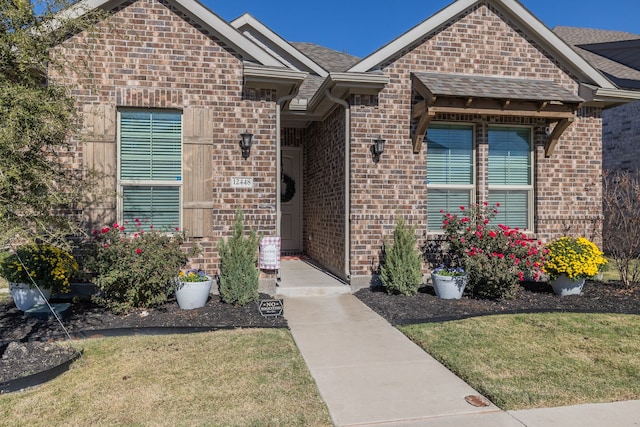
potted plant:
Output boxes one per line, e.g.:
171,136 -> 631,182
174,269 -> 212,310
0,244 -> 78,310
441,203 -> 546,299
544,237 -> 608,296
430,265 -> 467,299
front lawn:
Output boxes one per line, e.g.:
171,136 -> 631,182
400,313 -> 640,410
1,329 -> 332,426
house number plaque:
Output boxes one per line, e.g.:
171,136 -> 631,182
231,177 -> 254,188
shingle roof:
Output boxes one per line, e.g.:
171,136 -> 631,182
554,26 -> 640,90
412,72 -> 584,103
291,42 -> 360,72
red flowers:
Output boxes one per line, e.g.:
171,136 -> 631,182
136,248 -> 142,254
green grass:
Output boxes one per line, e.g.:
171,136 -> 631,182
0,329 -> 332,426
400,313 -> 640,410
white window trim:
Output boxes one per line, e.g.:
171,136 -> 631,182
116,109 -> 184,230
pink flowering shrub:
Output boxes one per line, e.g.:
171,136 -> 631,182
441,203 -> 546,299
86,219 -> 196,313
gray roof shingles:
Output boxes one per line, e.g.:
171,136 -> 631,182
413,72 -> 584,103
554,26 -> 640,89
291,42 -> 360,73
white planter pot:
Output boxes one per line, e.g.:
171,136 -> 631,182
550,274 -> 585,296
175,277 -> 213,310
9,283 -> 52,311
431,273 -> 467,300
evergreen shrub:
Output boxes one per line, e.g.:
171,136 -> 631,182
380,216 -> 423,296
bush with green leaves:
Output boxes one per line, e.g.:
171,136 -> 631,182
218,209 -> 260,306
86,219 -> 193,313
380,216 -> 423,296
441,203 -> 545,299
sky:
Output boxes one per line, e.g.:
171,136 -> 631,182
204,0 -> 639,58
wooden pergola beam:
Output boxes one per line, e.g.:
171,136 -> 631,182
413,110 -> 436,153
428,105 -> 575,119
544,116 -> 575,157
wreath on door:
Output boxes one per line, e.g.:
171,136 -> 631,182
281,173 -> 296,203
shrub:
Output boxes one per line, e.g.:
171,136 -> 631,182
544,237 -> 607,280
218,209 -> 260,306
0,244 -> 78,294
380,216 -> 423,296
441,203 -> 545,299
86,219 -> 192,313
603,171 -> 640,287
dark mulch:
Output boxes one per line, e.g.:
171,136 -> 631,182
0,294 -> 286,386
4,281 -> 640,388
355,280 -> 640,325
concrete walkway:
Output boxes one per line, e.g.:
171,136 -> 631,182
280,260 -> 640,426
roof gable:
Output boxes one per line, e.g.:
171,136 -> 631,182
348,0 -> 614,89
231,14 -> 328,77
61,0 -> 285,68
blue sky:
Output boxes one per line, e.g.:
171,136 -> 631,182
205,0 -> 639,58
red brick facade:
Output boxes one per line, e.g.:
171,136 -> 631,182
54,0 -> 608,290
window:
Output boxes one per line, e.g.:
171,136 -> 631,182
426,124 -> 475,231
488,126 -> 532,230
118,110 -> 182,229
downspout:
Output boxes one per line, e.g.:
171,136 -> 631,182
276,91 -> 299,280
324,89 -> 351,282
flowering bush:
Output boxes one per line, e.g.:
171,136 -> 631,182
432,265 -> 466,277
86,219 -> 196,313
178,269 -> 209,282
0,244 -> 78,294
441,203 -> 546,299
544,237 -> 607,280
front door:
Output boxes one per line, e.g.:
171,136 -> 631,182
281,147 -> 303,253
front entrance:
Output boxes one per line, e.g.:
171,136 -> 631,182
281,147 -> 303,253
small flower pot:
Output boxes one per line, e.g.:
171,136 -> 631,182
174,277 -> 213,309
550,274 -> 585,296
431,273 -> 467,299
9,283 -> 52,311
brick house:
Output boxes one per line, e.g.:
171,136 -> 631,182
53,0 -> 640,292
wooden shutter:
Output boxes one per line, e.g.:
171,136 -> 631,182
82,105 -> 117,229
182,108 -> 214,238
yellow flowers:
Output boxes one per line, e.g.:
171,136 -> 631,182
544,237 -> 607,280
0,244 -> 79,294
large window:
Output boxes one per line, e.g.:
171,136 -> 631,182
118,110 -> 182,229
426,124 -> 475,230
488,126 -> 533,230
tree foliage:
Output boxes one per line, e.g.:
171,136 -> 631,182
218,209 -> 260,306
380,216 -> 423,296
0,0 -> 101,246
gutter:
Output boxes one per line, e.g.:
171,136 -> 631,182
324,89 -> 351,282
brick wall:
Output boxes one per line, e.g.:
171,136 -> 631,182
348,3 -> 603,284
603,100 -> 640,173
304,108 -> 347,279
50,0 -> 278,276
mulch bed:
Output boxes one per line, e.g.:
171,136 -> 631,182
355,280 -> 640,325
3,280 -> 640,388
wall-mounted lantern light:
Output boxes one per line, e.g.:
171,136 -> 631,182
240,130 -> 253,160
371,135 -> 385,163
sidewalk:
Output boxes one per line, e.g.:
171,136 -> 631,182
284,291 -> 640,426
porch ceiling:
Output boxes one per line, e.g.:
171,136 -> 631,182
411,72 -> 584,157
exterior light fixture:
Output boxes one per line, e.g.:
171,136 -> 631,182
240,130 -> 253,160
371,135 -> 385,163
